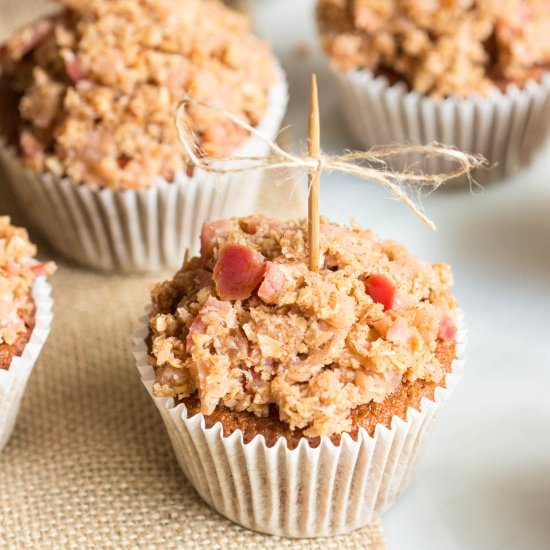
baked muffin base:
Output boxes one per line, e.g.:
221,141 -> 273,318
178,340 -> 455,450
136,307 -> 466,537
0,299 -> 35,370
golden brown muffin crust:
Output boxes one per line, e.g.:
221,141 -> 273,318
178,340 -> 456,449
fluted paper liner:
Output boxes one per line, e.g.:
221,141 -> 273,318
331,68 -> 550,184
0,278 -> 53,451
0,73 -> 288,272
133,310 -> 467,538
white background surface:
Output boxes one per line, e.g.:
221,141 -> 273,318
253,1 -> 550,549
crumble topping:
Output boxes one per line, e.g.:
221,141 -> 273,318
318,0 -> 550,96
0,217 -> 55,352
0,0 -> 275,189
148,215 -> 458,438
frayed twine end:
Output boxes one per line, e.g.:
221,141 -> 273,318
175,95 -> 486,230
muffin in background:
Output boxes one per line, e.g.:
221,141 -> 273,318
0,217 -> 54,451
223,0 -> 250,12
318,0 -> 550,183
0,0 -> 287,271
134,215 -> 467,537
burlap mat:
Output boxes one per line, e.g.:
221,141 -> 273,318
0,1 -> 386,547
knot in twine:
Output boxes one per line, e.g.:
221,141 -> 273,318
175,96 -> 485,230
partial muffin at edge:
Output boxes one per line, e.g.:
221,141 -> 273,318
317,0 -> 550,97
0,217 -> 54,370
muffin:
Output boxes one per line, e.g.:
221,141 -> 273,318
0,0 -> 287,271
317,0 -> 550,183
224,0 -> 250,11
133,215 -> 467,537
0,217 -> 54,451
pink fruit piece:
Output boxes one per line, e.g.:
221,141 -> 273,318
186,296 -> 233,349
5,260 -> 20,276
438,315 -> 457,343
64,55 -> 85,83
257,261 -> 285,304
19,130 -> 43,158
213,244 -> 265,301
364,274 -> 395,311
30,262 -> 49,277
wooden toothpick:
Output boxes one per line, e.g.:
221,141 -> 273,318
308,74 -> 321,272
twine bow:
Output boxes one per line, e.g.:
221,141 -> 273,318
175,95 -> 484,230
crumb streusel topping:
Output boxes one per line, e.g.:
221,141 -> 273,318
0,0 -> 276,189
0,217 -> 55,350
148,216 -> 458,438
318,0 -> 550,97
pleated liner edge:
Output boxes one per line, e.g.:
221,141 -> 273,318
331,68 -> 550,185
132,308 -> 468,538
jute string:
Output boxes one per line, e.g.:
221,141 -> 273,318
176,96 -> 485,231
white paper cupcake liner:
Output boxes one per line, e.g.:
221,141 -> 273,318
0,70 -> 288,272
330,67 -> 550,184
133,310 -> 467,538
0,278 -> 53,451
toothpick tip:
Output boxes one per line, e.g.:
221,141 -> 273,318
310,73 -> 318,89
308,73 -> 321,272
308,75 -> 320,157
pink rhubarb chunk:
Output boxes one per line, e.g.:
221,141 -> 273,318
186,297 -> 233,349
213,244 -> 266,301
364,274 -> 395,311
257,261 -> 285,304
65,55 -> 85,83
438,315 -> 457,343
30,262 -> 49,277
386,317 -> 411,345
